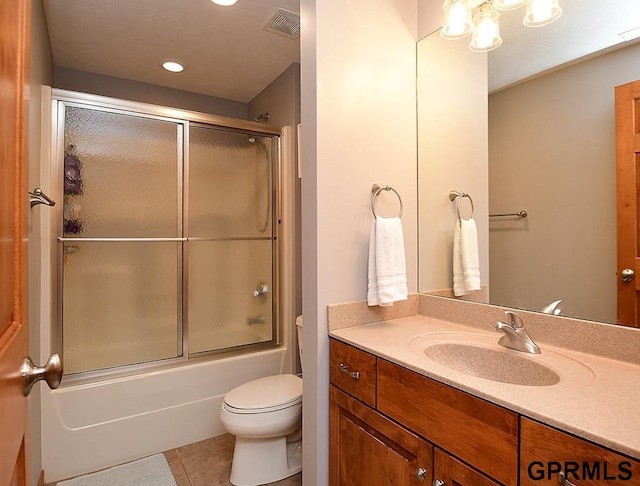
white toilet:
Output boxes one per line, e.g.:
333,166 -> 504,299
220,316 -> 304,486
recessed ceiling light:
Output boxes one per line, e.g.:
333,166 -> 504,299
162,61 -> 185,73
211,0 -> 237,6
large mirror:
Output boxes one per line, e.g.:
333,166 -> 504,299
418,0 -> 640,326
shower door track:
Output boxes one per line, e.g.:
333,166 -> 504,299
58,237 -> 275,242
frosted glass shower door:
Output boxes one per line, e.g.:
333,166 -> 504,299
188,126 -> 276,354
61,105 -> 183,374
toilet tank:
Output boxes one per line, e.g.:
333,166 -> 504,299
296,315 -> 303,374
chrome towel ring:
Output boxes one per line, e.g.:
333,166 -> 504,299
371,183 -> 403,218
449,190 -> 474,221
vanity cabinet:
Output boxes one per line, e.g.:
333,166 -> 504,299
329,338 -> 513,485
520,418 -> 640,485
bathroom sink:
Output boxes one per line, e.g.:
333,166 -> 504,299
424,342 -> 559,386
409,331 -> 595,387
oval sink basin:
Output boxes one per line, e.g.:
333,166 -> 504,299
424,343 -> 560,386
409,331 -> 595,387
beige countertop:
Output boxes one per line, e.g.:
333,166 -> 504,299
329,314 -> 640,460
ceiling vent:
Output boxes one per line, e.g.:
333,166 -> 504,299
264,7 -> 300,40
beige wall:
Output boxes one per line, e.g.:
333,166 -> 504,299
489,42 -> 640,323
29,0 -> 54,483
54,67 -> 248,119
301,0 -> 418,483
417,31 -> 489,295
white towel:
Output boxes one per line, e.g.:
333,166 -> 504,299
367,216 -> 408,307
453,218 -> 481,296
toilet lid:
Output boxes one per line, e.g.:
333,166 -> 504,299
224,374 -> 303,413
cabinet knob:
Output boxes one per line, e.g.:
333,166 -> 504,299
339,363 -> 360,380
416,467 -> 427,481
432,480 -> 445,486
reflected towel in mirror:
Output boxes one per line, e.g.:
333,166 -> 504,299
453,218 -> 481,296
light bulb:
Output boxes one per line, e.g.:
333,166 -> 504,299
469,3 -> 502,52
523,0 -> 562,27
441,0 -> 474,40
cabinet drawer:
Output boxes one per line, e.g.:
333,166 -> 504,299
377,359 -> 519,486
329,339 -> 377,407
520,418 -> 640,485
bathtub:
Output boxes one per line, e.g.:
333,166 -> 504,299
41,346 -> 290,482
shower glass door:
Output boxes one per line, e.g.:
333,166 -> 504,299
60,105 -> 183,374
56,94 -> 281,377
187,126 -> 276,354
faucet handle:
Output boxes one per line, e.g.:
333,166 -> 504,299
504,311 -> 524,329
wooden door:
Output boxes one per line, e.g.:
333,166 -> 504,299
0,0 -> 31,485
433,448 -> 500,486
329,386 -> 433,485
616,79 -> 640,327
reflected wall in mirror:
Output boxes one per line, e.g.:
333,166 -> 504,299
417,0 -> 640,326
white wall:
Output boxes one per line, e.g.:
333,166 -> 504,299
489,42 -> 640,323
301,0 -> 418,484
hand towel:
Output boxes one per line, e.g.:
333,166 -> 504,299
453,218 -> 481,296
461,218 -> 481,292
367,216 -> 408,307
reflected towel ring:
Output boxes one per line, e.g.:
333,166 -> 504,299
448,190 -> 474,221
371,183 -> 403,218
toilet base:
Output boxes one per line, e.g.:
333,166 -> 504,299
229,436 -> 302,486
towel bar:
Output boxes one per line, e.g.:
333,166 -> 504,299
489,211 -> 528,218
371,184 -> 403,219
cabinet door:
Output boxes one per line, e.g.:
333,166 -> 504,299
330,386 -> 433,485
520,418 -> 640,485
433,448 -> 501,486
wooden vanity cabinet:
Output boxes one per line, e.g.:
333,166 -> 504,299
329,338 -> 516,485
520,418 -> 640,485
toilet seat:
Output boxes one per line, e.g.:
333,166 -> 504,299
223,374 -> 302,414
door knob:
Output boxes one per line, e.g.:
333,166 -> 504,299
22,354 -> 63,396
621,268 -> 635,282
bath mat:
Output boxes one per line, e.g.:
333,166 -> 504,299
57,454 -> 176,486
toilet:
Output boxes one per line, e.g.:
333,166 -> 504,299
220,316 -> 304,486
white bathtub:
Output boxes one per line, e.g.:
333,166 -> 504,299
41,346 -> 290,482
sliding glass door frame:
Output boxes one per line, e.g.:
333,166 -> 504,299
51,89 -> 283,384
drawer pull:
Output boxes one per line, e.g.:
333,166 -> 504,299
433,480 -> 445,486
558,471 -> 576,486
416,467 -> 428,481
339,363 -> 360,379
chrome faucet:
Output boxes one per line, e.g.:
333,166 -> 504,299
495,311 -> 540,354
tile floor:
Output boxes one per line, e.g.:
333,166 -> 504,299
47,434 -> 302,486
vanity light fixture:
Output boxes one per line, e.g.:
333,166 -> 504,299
162,60 -> 185,73
523,0 -> 562,27
440,0 -> 562,51
469,2 -> 502,52
211,0 -> 238,5
441,0 -> 474,40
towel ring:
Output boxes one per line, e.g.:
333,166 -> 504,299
449,190 -> 474,221
371,184 -> 403,218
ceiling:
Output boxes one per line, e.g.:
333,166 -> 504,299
489,0 -> 640,92
42,1 -> 640,102
42,0 -> 301,103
